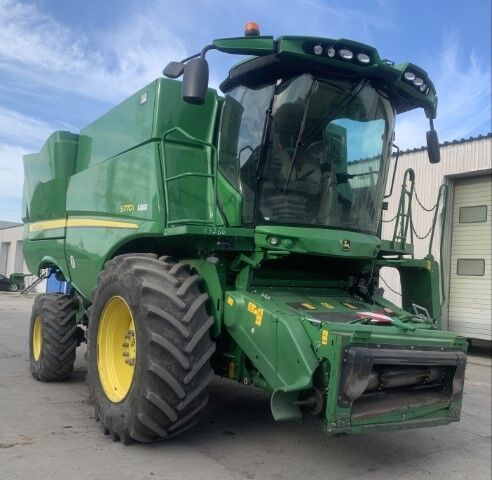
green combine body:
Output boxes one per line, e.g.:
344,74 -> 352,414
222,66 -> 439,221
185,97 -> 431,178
23,29 -> 467,442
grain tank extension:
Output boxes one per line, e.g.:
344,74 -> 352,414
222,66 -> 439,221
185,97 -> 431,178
23,24 -> 467,443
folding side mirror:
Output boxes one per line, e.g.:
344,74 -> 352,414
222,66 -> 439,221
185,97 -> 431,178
182,57 -> 209,105
163,61 -> 185,79
426,128 -> 441,164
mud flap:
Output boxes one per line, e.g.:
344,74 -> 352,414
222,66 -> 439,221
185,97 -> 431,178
224,291 -> 319,422
271,389 -> 302,421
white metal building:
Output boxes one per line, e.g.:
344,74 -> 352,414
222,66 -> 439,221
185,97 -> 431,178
0,223 -> 44,292
381,133 -> 492,342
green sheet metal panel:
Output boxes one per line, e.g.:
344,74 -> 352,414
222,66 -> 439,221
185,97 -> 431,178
22,131 -> 79,238
161,141 -> 216,225
65,142 -> 165,298
75,78 -> 220,173
153,79 -> 220,143
22,231 -> 71,281
75,82 -> 157,171
224,291 -> 319,392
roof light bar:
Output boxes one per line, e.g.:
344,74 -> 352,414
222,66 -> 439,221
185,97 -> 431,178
402,70 -> 430,96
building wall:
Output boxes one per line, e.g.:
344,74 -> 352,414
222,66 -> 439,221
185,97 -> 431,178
447,176 -> 491,339
379,135 -> 492,330
0,225 -> 45,292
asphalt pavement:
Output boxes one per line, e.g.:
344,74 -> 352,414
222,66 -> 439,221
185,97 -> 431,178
1,293 -> 490,480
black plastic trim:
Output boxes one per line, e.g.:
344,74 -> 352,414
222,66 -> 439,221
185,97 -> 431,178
338,346 -> 467,408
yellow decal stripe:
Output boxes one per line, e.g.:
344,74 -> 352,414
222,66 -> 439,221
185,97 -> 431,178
29,218 -> 139,232
228,361 -> 235,379
66,219 -> 139,229
301,302 -> 316,310
28,219 -> 67,232
247,301 -> 264,326
343,302 -> 358,310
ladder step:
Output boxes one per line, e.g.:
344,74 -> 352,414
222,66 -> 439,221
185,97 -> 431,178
21,273 -> 47,294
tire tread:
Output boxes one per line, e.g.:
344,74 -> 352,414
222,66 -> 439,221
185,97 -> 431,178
88,254 -> 214,443
29,294 -> 78,381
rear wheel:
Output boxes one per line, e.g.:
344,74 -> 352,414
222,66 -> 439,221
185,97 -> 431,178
9,283 -> 19,292
87,254 -> 215,443
29,294 -> 78,381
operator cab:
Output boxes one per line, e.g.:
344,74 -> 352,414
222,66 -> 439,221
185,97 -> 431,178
163,25 -> 441,235
218,72 -> 394,235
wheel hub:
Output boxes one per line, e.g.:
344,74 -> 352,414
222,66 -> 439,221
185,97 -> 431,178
97,296 -> 137,402
32,315 -> 42,361
122,329 -> 136,367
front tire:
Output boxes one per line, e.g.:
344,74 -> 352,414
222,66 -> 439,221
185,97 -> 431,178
29,294 -> 78,381
87,254 -> 215,443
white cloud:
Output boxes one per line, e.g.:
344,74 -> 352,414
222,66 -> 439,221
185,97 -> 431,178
0,106 -> 61,223
0,106 -> 63,149
396,33 -> 491,149
0,142 -> 27,222
299,0 -> 395,36
0,0 -> 189,103
0,0 -> 193,222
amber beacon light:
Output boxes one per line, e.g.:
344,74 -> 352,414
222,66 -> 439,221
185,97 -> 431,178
244,21 -> 260,36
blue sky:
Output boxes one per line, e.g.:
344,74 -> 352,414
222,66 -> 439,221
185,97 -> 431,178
0,0 -> 490,222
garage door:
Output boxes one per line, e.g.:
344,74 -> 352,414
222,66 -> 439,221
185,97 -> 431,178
448,175 -> 492,340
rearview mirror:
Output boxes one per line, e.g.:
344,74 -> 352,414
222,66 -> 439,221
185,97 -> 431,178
163,61 -> 185,79
426,128 -> 441,164
182,57 -> 209,104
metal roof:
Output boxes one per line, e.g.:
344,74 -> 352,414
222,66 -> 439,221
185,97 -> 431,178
0,221 -> 22,230
401,132 -> 492,155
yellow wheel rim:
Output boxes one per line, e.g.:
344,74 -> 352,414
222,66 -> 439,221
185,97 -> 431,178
32,315 -> 42,361
97,296 -> 137,403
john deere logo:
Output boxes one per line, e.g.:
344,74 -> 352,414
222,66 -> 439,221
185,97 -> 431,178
341,239 -> 351,251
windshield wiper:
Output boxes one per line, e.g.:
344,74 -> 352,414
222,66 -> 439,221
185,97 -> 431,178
302,78 -> 369,146
283,82 -> 317,194
252,82 -> 278,223
283,78 -> 369,193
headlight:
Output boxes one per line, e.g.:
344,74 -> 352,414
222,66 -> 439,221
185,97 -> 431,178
413,77 -> 424,86
357,53 -> 371,64
404,71 -> 416,81
313,44 -> 323,56
327,47 -> 336,58
339,49 -> 354,60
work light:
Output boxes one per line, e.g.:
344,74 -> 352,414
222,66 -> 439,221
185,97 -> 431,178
339,49 -> 354,60
357,53 -> 370,64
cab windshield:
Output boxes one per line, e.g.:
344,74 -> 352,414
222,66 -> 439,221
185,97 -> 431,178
218,74 -> 395,235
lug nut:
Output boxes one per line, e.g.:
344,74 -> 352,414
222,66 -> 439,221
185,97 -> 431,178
122,352 -> 129,357
122,342 -> 129,347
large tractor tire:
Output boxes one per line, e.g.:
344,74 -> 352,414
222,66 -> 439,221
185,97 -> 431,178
87,254 -> 215,443
29,294 -> 78,381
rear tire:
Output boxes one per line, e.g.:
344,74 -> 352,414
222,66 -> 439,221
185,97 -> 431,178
29,294 -> 78,381
87,254 -> 215,443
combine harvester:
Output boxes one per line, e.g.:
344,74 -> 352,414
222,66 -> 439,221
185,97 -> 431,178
23,23 -> 467,443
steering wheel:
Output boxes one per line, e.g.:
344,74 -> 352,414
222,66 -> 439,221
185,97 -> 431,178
304,141 -> 325,162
